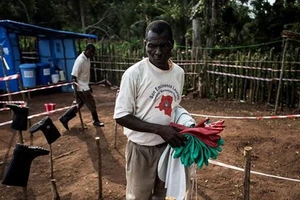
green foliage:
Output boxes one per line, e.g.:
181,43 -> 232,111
1,0 -> 300,54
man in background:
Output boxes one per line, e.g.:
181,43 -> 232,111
59,43 -> 104,130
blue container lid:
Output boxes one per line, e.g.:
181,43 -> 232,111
19,63 -> 36,69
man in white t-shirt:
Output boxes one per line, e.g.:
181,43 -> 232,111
114,20 -> 186,200
59,44 -> 104,130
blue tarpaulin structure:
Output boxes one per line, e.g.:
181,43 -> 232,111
0,20 -> 97,92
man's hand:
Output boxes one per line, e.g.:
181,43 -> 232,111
89,84 -> 93,93
157,125 -> 187,148
72,78 -> 78,91
115,115 -> 187,148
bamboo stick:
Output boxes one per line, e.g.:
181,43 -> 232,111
267,48 -> 274,104
249,53 -> 256,102
224,56 -> 229,99
291,48 -> 300,107
238,53 -> 244,101
230,54 -> 235,99
275,38 -> 289,114
254,61 -> 262,103
245,51 -> 252,101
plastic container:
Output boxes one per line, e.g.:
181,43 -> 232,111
19,63 -> 37,88
44,103 -> 56,112
36,62 -> 51,85
59,70 -> 66,81
51,74 -> 59,84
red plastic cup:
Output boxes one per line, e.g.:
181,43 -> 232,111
44,103 -> 56,112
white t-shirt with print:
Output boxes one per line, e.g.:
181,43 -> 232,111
113,57 -> 185,146
71,52 -> 90,91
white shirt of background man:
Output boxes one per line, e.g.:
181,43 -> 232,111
71,52 -> 91,91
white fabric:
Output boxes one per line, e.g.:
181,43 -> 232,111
157,106 -> 196,200
158,145 -> 186,200
113,57 -> 185,146
71,52 -> 90,91
174,106 -> 196,127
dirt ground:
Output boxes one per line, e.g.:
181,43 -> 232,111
0,84 -> 299,200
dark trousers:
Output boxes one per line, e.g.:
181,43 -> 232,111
76,90 -> 97,113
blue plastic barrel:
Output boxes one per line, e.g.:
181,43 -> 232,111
19,63 -> 37,88
36,62 -> 51,85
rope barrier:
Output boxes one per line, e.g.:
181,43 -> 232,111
207,70 -> 300,82
0,105 -> 75,127
0,74 -> 19,81
190,113 -> 300,120
206,70 -> 272,81
90,67 -> 126,72
28,105 -> 76,119
209,63 -> 300,73
92,61 -> 205,66
91,61 -> 135,66
175,40 -> 282,50
0,101 -> 26,112
208,159 -> 300,183
0,82 -> 74,98
0,108 -> 10,112
0,101 -> 25,104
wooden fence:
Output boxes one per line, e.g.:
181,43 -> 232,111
91,40 -> 300,111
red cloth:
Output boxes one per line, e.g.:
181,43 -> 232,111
170,118 -> 225,148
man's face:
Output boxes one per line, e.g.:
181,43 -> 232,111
85,48 -> 95,59
145,30 -> 173,70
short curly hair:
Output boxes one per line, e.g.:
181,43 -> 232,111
145,20 -> 174,42
85,43 -> 95,51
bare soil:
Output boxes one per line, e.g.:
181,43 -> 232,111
0,85 -> 299,200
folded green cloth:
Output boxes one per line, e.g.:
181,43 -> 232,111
173,134 -> 224,168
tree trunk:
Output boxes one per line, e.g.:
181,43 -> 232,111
192,17 -> 202,59
206,0 -> 217,50
79,0 -> 86,33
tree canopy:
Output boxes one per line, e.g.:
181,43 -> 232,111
1,0 -> 300,49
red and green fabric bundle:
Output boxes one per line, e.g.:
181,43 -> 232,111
170,118 -> 225,169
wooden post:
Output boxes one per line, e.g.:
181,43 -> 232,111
243,146 -> 252,200
49,144 -> 54,179
95,137 -> 103,200
275,38 -> 288,114
0,45 -> 12,101
50,179 -> 60,200
17,130 -> 24,144
49,144 -> 60,199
